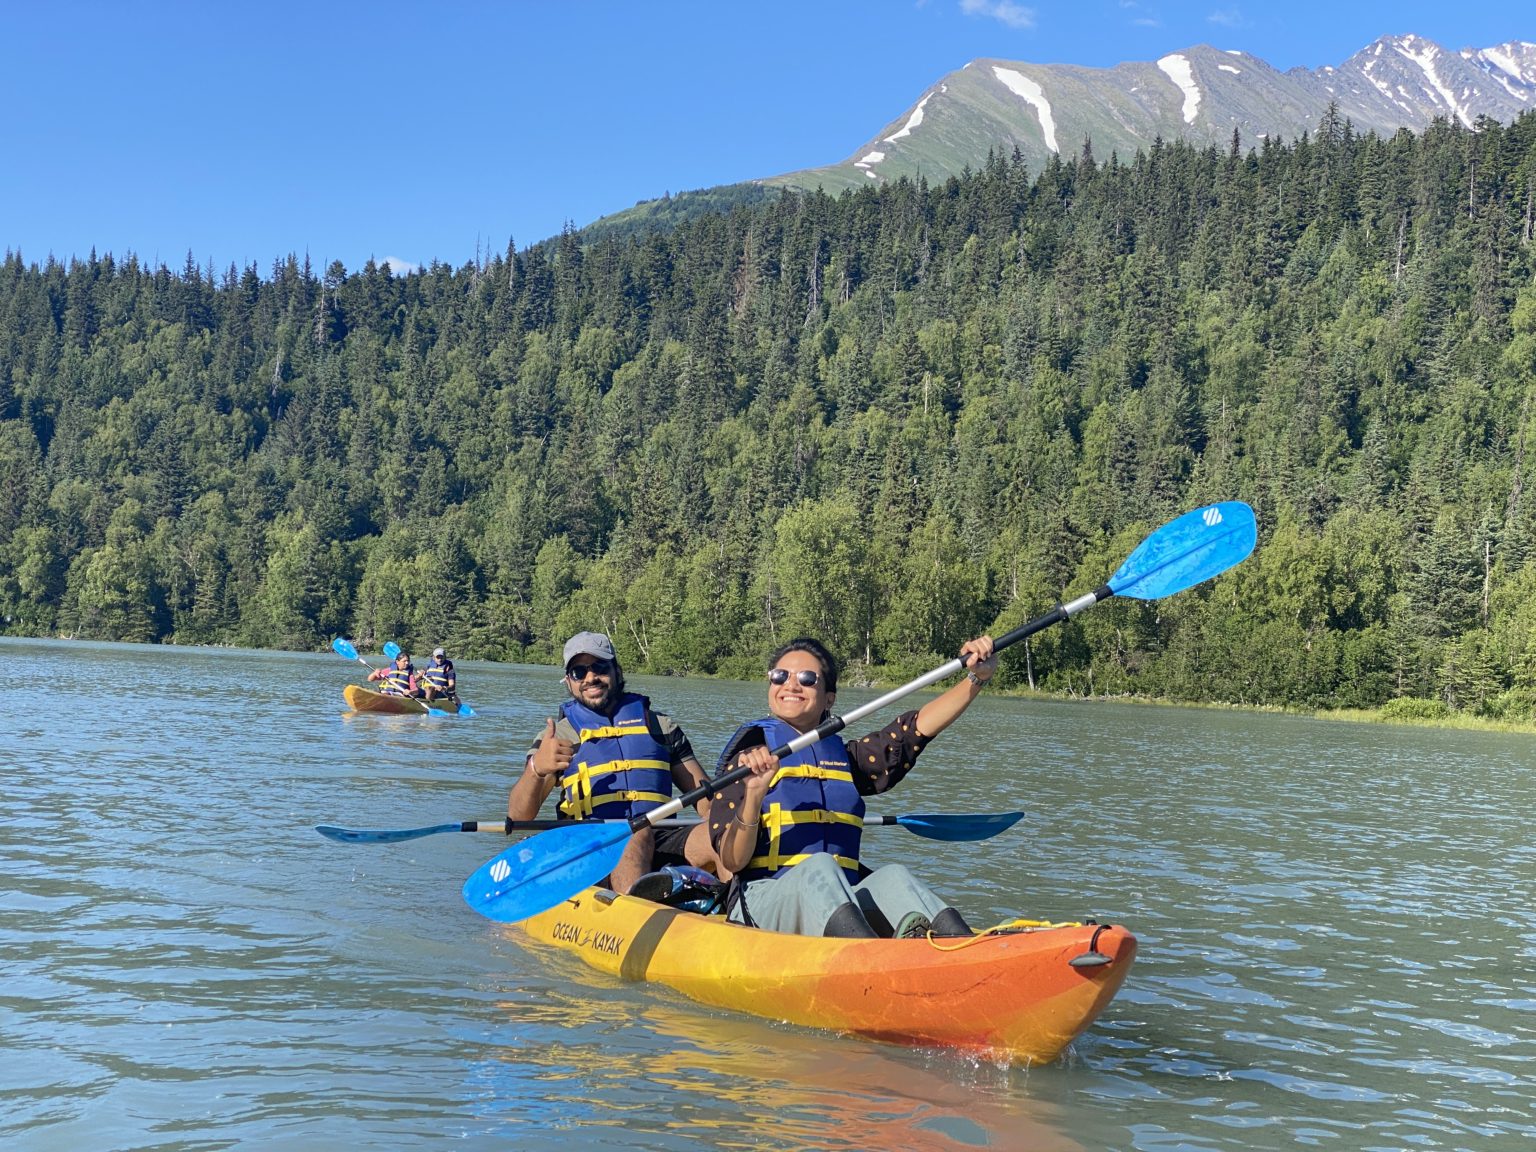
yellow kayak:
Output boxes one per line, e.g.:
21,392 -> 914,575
520,886 -> 1135,1065
343,684 -> 462,714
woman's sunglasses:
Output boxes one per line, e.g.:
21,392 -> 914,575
566,659 -> 614,681
769,667 -> 821,688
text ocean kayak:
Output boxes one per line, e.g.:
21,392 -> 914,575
519,887 -> 1135,1064
342,684 -> 462,714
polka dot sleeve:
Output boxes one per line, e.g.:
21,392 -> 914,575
845,709 -> 929,796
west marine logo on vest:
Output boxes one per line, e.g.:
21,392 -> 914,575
552,920 -> 624,956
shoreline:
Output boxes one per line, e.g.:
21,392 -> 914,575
902,679 -> 1536,734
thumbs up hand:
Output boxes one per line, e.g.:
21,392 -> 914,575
532,717 -> 575,778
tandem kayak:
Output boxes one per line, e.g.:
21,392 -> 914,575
520,887 -> 1136,1065
342,684 -> 463,715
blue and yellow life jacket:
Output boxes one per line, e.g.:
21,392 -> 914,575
421,658 -> 454,695
557,693 -> 673,820
719,716 -> 865,884
379,662 -> 416,696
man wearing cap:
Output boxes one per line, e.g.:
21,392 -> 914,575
420,647 -> 457,703
508,631 -> 717,893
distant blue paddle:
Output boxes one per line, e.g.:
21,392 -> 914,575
332,637 -> 451,717
463,502 -> 1257,925
317,810 -> 1023,845
332,636 -> 378,673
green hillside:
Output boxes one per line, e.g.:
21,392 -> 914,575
3,112 -> 1536,714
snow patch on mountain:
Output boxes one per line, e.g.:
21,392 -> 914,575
1468,43 -> 1536,102
992,66 -> 1058,153
1360,54 -> 1420,117
884,94 -> 931,144
1393,35 -> 1473,126
1158,54 -> 1201,124
853,92 -> 934,178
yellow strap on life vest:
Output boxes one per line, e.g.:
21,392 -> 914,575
767,763 -> 854,787
575,721 -> 650,742
586,790 -> 670,807
766,808 -> 864,829
748,801 -> 864,873
559,757 -> 671,817
746,850 -> 861,873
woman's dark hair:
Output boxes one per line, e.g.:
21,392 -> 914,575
769,637 -> 838,694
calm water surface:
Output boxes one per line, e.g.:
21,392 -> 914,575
4,638 -> 1533,1150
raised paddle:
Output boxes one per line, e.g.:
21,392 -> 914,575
332,635 -> 378,674
333,637 -> 452,717
316,810 -> 1024,845
463,501 -> 1258,925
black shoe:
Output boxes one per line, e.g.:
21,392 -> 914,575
896,911 -> 933,939
823,902 -> 878,938
930,907 -> 974,937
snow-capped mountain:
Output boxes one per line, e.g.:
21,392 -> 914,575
767,35 -> 1536,194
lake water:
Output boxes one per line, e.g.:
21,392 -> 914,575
4,637 -> 1534,1151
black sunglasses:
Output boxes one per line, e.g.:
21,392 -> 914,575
566,659 -> 614,681
769,667 -> 821,688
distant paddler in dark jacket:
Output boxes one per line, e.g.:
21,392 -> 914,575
710,634 -> 996,938
367,650 -> 421,697
420,647 -> 456,702
508,631 -> 719,894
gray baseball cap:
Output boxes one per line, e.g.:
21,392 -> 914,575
562,631 -> 616,666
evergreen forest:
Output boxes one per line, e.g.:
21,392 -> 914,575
5,110 -> 1536,716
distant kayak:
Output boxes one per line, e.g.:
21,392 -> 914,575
343,684 -> 463,715
520,886 -> 1135,1065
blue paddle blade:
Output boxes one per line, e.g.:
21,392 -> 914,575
1109,501 -> 1256,600
317,822 -> 462,844
332,636 -> 360,661
383,641 -> 401,660
893,811 -> 1024,841
458,703 -> 478,717
463,822 -> 630,923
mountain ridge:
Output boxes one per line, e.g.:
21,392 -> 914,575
577,34 -> 1534,243
760,34 -> 1536,197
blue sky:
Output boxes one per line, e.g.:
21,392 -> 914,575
2,1 -> 1528,275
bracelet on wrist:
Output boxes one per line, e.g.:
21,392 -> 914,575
735,812 -> 760,829
966,670 -> 986,687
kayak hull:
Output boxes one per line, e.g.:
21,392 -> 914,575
343,684 -> 461,714
520,887 -> 1135,1065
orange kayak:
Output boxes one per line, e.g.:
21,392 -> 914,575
520,887 -> 1135,1065
343,684 -> 462,714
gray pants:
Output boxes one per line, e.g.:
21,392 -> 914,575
730,852 -> 949,936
